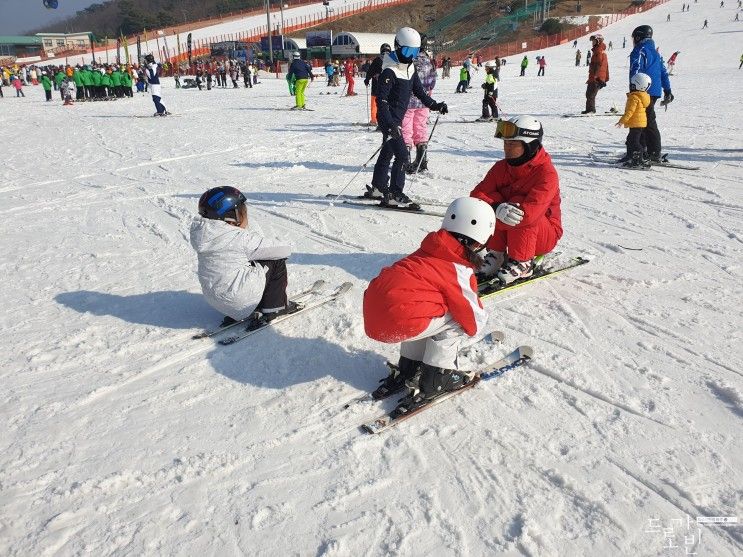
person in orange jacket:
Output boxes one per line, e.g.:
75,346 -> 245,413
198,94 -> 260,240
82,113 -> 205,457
470,116 -> 562,284
583,34 -> 609,113
363,197 -> 495,414
615,72 -> 651,167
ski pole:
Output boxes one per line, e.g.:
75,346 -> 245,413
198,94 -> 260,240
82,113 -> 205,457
326,139 -> 388,206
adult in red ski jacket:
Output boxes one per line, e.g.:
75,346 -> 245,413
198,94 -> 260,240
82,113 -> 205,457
470,115 -> 562,284
363,198 -> 495,414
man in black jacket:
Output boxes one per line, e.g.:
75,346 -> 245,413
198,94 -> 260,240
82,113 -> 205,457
364,43 -> 391,127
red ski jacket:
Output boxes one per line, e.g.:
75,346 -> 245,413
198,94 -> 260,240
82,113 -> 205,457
363,230 -> 488,343
470,147 -> 562,234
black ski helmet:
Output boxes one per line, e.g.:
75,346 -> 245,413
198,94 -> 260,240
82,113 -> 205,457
198,186 -> 246,223
632,25 -> 653,42
380,43 -> 391,54
144,53 -> 155,64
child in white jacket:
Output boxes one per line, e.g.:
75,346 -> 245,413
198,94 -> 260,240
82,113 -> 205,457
190,186 -> 293,326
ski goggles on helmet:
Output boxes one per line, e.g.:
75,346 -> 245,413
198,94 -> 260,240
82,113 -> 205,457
494,119 -> 520,140
494,119 -> 541,141
398,46 -> 420,59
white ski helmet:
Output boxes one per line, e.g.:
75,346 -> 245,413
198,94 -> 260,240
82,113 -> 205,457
394,27 -> 421,63
442,197 -> 496,246
630,72 -> 651,92
292,51 -> 300,59
495,115 -> 543,143
484,60 -> 496,69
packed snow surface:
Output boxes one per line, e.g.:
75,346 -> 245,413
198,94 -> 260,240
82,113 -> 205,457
1,3 -> 741,556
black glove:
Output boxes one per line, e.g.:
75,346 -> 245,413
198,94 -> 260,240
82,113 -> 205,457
364,79 -> 370,87
389,125 -> 402,139
660,91 -> 674,106
596,79 -> 607,89
430,101 -> 448,115
481,83 -> 487,89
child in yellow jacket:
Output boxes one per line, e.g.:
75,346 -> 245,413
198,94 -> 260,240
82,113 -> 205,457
615,72 -> 651,167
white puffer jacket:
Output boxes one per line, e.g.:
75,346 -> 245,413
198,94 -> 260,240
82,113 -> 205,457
190,217 -> 292,320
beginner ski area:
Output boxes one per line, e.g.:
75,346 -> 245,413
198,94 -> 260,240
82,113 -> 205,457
1,3 -> 741,556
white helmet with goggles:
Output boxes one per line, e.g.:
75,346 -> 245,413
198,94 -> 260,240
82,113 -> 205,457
394,27 -> 421,64
495,116 -> 543,144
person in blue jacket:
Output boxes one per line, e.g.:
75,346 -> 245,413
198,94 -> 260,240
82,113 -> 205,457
628,25 -> 673,162
370,27 -> 448,210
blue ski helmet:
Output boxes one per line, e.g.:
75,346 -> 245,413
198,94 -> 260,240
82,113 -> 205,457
198,186 -> 247,223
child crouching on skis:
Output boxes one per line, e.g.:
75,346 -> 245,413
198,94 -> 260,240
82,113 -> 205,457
363,197 -> 495,416
190,186 -> 295,327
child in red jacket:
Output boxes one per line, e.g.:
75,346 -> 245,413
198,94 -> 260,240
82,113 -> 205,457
470,116 -> 562,284
363,197 -> 495,414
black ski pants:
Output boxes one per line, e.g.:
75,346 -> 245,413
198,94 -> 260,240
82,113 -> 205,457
640,97 -> 661,157
626,127 -> 644,157
585,81 -> 599,112
255,259 -> 288,311
482,95 -> 498,118
372,133 -> 409,194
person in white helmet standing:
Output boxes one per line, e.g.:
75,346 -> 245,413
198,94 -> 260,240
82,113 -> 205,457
615,72 -> 652,168
369,27 -> 449,209
470,116 -> 563,285
363,197 -> 495,414
477,60 -> 499,122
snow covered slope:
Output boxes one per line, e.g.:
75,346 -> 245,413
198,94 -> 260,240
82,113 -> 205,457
1,2 -> 741,556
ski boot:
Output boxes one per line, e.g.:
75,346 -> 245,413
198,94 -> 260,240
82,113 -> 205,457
393,363 -> 471,416
497,258 -> 535,285
624,152 -> 651,169
261,300 -> 301,323
381,190 -> 421,210
372,356 -> 420,399
363,184 -> 382,200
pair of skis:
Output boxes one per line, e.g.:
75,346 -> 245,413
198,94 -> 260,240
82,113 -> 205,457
360,345 -> 534,434
357,255 -> 589,432
191,280 -> 352,345
589,152 -> 700,171
325,193 -> 446,217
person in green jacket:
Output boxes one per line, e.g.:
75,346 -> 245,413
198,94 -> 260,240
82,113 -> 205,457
111,67 -> 122,97
54,69 -> 66,99
41,71 -> 52,101
81,66 -> 93,100
520,55 -> 528,76
73,67 -> 84,100
91,68 -> 102,99
101,67 -> 113,98
456,65 -> 469,93
121,68 -> 133,97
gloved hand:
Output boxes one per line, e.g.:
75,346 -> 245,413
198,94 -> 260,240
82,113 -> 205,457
364,79 -> 370,87
389,125 -> 402,139
430,101 -> 448,115
481,83 -> 487,89
596,79 -> 607,89
478,250 -> 505,277
494,203 -> 524,226
660,91 -> 674,106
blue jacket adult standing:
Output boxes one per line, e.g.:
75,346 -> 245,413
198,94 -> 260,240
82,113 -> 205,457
287,58 -> 312,80
628,26 -> 672,160
629,38 -> 671,98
